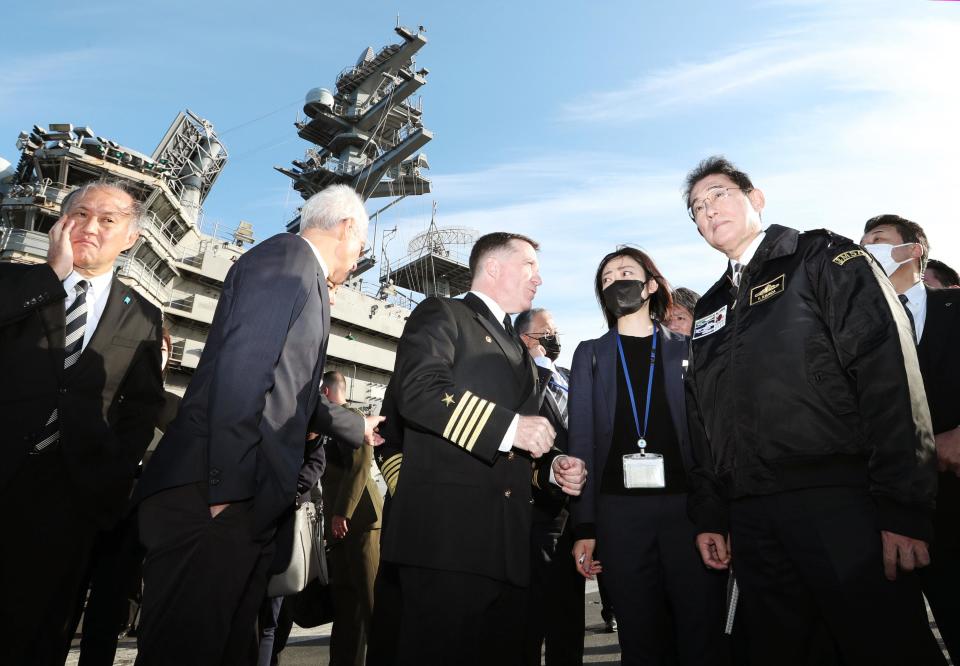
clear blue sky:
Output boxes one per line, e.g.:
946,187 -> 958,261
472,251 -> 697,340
3,0 -> 958,363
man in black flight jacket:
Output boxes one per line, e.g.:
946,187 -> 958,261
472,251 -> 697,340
681,156 -> 943,666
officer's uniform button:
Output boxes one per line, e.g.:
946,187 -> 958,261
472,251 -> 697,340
503,489 -> 512,498
506,452 -> 515,461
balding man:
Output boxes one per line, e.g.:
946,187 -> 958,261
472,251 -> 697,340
0,180 -> 164,665
133,185 -> 383,666
381,233 -> 586,666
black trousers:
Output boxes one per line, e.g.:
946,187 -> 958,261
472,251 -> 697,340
135,482 -> 275,666
0,453 -> 99,666
396,565 -> 527,666
729,486 -> 946,666
77,508 -> 144,666
920,473 -> 960,662
367,560 -> 402,666
597,493 -> 730,666
524,518 -> 585,666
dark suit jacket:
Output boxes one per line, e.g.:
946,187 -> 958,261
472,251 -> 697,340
0,262 -> 163,527
918,287 -> 960,527
530,364 -> 570,524
134,233 -> 362,535
380,292 -> 542,586
567,326 -> 692,534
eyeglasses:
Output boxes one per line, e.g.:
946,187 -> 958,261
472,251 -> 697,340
688,187 -> 741,221
523,332 -> 560,339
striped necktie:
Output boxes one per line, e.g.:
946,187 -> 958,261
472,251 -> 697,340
32,280 -> 89,453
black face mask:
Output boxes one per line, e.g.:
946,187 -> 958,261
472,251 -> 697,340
539,335 -> 561,361
602,279 -> 649,319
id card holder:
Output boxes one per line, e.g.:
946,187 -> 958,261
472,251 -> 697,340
623,453 -> 665,488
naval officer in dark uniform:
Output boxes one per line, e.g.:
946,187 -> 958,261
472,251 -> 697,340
380,232 -> 587,666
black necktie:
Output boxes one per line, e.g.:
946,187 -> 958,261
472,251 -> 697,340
33,280 -> 89,453
898,294 -> 917,344
502,315 -> 524,354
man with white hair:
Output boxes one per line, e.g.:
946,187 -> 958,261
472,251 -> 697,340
134,184 -> 384,666
0,180 -> 164,665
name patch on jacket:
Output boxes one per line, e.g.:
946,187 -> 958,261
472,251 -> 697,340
749,274 -> 785,306
832,249 -> 867,266
692,305 -> 727,340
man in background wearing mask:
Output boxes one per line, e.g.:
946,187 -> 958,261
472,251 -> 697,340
517,308 -> 585,666
682,156 -> 942,666
862,214 -> 960,662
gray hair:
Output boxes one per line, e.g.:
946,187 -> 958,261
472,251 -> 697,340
61,179 -> 147,233
514,308 -> 548,336
299,184 -> 368,234
671,287 -> 701,314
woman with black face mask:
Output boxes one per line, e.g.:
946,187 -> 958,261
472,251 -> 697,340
568,247 -> 730,666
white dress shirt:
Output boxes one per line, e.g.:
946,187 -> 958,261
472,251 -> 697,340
729,231 -> 766,274
63,270 -> 113,352
300,235 -> 329,280
901,280 -> 928,342
467,291 -> 520,451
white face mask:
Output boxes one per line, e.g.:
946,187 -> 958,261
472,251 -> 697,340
863,243 -> 914,277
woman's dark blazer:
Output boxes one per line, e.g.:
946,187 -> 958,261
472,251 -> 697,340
568,325 -> 693,532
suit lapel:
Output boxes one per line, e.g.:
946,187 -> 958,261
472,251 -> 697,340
918,287 -> 949,373
76,278 -> 133,371
463,293 -> 532,388
660,329 -> 694,472
596,330 -> 618,433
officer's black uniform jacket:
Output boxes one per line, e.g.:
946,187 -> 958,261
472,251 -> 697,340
685,224 -> 937,540
380,292 -> 543,586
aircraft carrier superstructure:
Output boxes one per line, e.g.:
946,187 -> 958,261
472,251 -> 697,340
0,22 -> 473,412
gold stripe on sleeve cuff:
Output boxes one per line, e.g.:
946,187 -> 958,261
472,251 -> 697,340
451,395 -> 482,446
464,401 -> 496,452
443,390 -> 473,439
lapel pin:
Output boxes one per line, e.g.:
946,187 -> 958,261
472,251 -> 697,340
485,335 -> 492,343
123,295 -> 131,305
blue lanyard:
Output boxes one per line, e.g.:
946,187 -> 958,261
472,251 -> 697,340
616,324 -> 658,452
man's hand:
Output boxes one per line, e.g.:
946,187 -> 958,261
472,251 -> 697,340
47,217 -> 76,280
512,416 -> 555,458
572,538 -> 603,580
880,530 -> 931,581
210,503 -> 230,519
696,532 -> 731,570
332,515 -> 350,539
935,427 -> 960,476
552,455 -> 587,496
364,415 -> 386,447
529,344 -> 546,359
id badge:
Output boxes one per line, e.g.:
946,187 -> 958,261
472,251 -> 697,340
623,453 -> 665,489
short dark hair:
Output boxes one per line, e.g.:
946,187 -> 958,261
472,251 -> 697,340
594,247 -> 673,329
469,232 -> 539,277
514,308 -> 547,336
322,369 -> 346,392
683,155 -> 755,210
926,258 -> 960,287
671,287 -> 701,314
863,214 -> 929,273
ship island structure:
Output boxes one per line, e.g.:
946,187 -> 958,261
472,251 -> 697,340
0,23 -> 477,415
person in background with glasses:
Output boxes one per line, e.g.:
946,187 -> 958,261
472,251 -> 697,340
516,308 -> 586,666
567,247 -> 729,666
664,287 -> 701,337
682,155 -> 943,666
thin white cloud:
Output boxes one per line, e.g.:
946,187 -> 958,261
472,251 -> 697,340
0,50 -> 111,111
